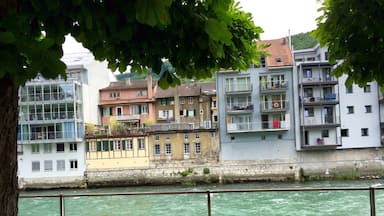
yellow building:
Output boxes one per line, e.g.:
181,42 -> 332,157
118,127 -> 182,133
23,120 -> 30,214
86,133 -> 150,170
148,123 -> 219,163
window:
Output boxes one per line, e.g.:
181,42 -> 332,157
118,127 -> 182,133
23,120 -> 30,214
277,134 -> 282,139
361,128 -> 369,136
154,144 -> 160,155
184,133 -> 189,139
188,97 -> 193,104
154,135 -> 159,141
57,160 -> 65,171
184,143 -> 190,154
44,160 -> 53,171
109,92 -> 120,98
165,144 -> 172,155
136,90 -> 147,97
180,97 -> 185,104
364,85 -> 371,93
56,143 -> 65,152
347,106 -> 354,114
321,130 -> 329,138
260,56 -> 266,67
341,129 -> 349,137
140,104 -> 148,114
304,88 -> 313,97
32,144 -> 39,153
70,160 -> 78,169
138,138 -> 145,150
261,135 -> 266,140
116,106 -> 123,116
70,143 -> 77,152
32,161 -> 40,172
195,143 -> 201,153
365,105 -> 372,113
125,139 -> 133,150
195,133 -> 200,139
304,108 -> 314,117
187,109 -> 195,117
43,143 -> 51,153
346,86 -> 353,94
303,69 -> 312,79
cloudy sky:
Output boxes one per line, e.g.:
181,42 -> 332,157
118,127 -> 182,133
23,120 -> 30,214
238,0 -> 322,39
63,0 -> 322,53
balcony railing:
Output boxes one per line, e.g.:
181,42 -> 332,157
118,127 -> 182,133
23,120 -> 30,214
261,100 -> 288,112
20,111 -> 80,122
226,103 -> 254,113
302,76 -> 338,85
302,116 -> 340,127
225,84 -> 252,93
115,114 -> 140,121
302,94 -> 338,105
227,120 -> 289,133
20,93 -> 76,103
17,131 -> 81,143
260,81 -> 288,92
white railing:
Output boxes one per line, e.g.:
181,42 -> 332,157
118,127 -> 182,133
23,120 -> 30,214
260,80 -> 288,91
225,84 -> 252,92
227,120 -> 289,132
261,100 -> 289,112
115,114 -> 140,121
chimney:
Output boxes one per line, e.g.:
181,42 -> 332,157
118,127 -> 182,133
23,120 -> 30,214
125,77 -> 131,86
147,74 -> 153,98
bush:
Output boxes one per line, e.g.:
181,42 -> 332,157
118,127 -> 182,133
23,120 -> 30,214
203,167 -> 210,175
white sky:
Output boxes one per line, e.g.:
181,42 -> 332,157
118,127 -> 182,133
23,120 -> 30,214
238,0 -> 322,39
63,0 -> 322,54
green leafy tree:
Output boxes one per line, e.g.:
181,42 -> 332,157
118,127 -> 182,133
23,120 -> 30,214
0,0 -> 263,214
291,31 -> 318,50
314,0 -> 384,87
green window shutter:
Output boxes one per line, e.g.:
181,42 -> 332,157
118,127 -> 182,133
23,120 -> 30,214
110,140 -> 114,151
122,140 -> 126,150
97,141 -> 102,151
86,142 -> 89,152
139,105 -> 142,114
109,107 -> 113,116
103,141 -> 108,151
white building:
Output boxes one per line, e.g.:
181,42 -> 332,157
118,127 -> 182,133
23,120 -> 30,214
294,45 -> 382,150
17,53 -> 115,188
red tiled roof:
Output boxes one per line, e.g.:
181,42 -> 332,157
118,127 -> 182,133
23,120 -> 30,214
259,38 -> 293,67
100,79 -> 156,91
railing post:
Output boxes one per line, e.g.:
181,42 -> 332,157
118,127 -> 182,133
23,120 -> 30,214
59,194 -> 65,216
207,191 -> 211,216
370,187 -> 376,216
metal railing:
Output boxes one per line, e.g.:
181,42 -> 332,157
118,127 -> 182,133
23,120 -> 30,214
19,186 -> 384,216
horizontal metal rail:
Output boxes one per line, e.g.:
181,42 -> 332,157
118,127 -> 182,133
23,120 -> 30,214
20,186 -> 384,216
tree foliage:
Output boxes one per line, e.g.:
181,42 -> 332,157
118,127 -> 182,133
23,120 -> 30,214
314,0 -> 384,87
0,0 -> 263,88
291,31 -> 317,50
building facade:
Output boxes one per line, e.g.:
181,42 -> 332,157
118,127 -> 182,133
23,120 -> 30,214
217,38 -> 297,160
99,76 -> 157,128
17,53 -> 115,188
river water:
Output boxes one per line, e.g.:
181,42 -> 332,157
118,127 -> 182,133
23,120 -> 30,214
19,180 -> 384,216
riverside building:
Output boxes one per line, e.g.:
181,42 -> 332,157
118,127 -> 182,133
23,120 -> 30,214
17,53 -> 115,188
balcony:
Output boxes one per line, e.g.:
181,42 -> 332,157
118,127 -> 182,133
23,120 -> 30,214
19,111 -> 79,122
260,81 -> 288,93
225,84 -> 252,95
302,77 -> 338,86
261,101 -> 288,113
301,117 -> 340,128
301,136 -> 341,150
301,94 -> 338,106
227,120 -> 289,133
18,131 -> 82,144
115,114 -> 140,122
226,103 -> 254,114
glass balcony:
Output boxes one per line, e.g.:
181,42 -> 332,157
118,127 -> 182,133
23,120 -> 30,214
226,103 -> 254,113
225,84 -> 252,94
227,120 -> 289,133
261,100 -> 288,113
260,81 -> 288,92
301,94 -> 338,106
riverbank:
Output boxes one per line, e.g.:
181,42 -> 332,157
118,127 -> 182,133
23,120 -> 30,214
18,148 -> 384,189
